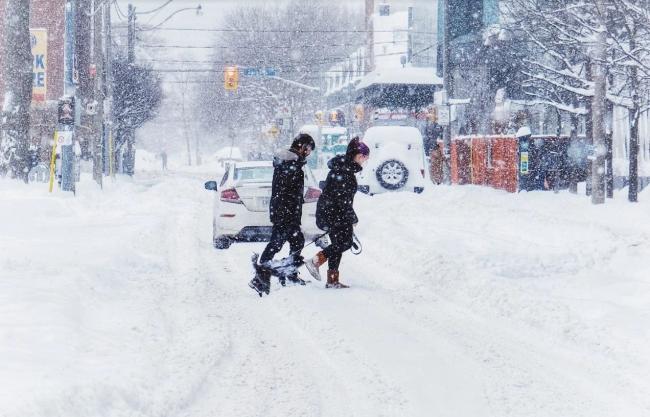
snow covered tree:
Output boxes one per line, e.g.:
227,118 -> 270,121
502,0 -> 650,201
1,0 -> 33,181
195,0 -> 363,147
112,58 -> 163,175
605,0 -> 650,202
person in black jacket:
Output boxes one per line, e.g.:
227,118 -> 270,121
255,134 -> 315,290
305,137 -> 369,288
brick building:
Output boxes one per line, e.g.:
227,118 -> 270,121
0,0 -> 65,153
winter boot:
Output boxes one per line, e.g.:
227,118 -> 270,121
325,270 -> 349,289
249,269 -> 271,296
305,251 -> 327,281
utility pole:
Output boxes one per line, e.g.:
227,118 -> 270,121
591,0 -> 608,205
61,0 -> 78,193
124,3 -> 136,175
128,4 -> 136,64
104,0 -> 114,178
441,0 -> 453,185
365,0 -> 374,73
91,0 -> 104,187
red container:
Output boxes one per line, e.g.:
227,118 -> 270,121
489,137 -> 518,193
451,136 -> 519,193
450,138 -> 472,185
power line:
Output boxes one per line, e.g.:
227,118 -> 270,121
112,25 -> 436,35
137,40 -> 407,49
144,60 -> 360,73
113,1 -> 127,21
145,45 -> 439,71
135,0 -> 174,15
138,6 -> 202,31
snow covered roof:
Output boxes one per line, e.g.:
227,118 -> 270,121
214,147 -> 243,160
235,160 -> 272,169
516,126 -> 532,138
356,67 -> 443,90
363,126 -> 423,145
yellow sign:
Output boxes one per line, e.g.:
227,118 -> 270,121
268,126 -> 279,137
30,29 -> 47,102
520,152 -> 529,174
49,131 -> 58,192
315,110 -> 324,126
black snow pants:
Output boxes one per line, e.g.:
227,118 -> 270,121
260,223 -> 305,264
322,224 -> 354,271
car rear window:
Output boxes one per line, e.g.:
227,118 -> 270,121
234,167 -> 273,181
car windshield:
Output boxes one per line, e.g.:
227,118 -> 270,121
234,166 -> 273,182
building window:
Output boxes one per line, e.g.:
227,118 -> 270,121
448,0 -> 483,40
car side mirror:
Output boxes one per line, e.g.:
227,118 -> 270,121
204,181 -> 218,191
319,180 -> 326,190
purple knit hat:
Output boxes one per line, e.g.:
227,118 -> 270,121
346,137 -> 370,158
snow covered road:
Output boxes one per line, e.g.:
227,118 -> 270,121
1,171 -> 649,417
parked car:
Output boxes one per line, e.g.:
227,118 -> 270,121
204,160 -> 323,249
357,126 -> 427,195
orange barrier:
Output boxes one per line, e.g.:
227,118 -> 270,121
451,136 -> 519,193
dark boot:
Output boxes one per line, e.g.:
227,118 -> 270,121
249,269 -> 271,296
325,270 -> 349,289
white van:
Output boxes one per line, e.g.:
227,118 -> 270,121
357,126 -> 427,195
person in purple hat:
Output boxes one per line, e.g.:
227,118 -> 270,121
305,137 -> 370,288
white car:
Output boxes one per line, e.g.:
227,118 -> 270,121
204,161 -> 323,249
357,126 -> 427,195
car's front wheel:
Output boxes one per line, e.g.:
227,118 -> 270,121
376,159 -> 409,190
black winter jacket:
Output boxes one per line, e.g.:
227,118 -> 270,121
269,149 -> 306,226
316,155 -> 362,230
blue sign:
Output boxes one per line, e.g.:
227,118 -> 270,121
243,67 -> 277,77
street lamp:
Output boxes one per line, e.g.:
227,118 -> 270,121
136,5 -> 203,32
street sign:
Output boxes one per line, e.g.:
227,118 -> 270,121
437,105 -> 450,126
520,151 -> 529,174
243,67 -> 277,77
30,29 -> 47,102
57,131 -> 73,146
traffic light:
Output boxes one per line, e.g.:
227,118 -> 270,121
224,66 -> 239,91
315,110 -> 324,126
354,104 -> 364,122
329,110 -> 338,125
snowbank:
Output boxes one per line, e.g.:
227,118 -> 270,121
1,174 -> 649,416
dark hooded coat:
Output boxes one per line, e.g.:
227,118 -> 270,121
269,149 -> 306,226
316,155 -> 362,230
